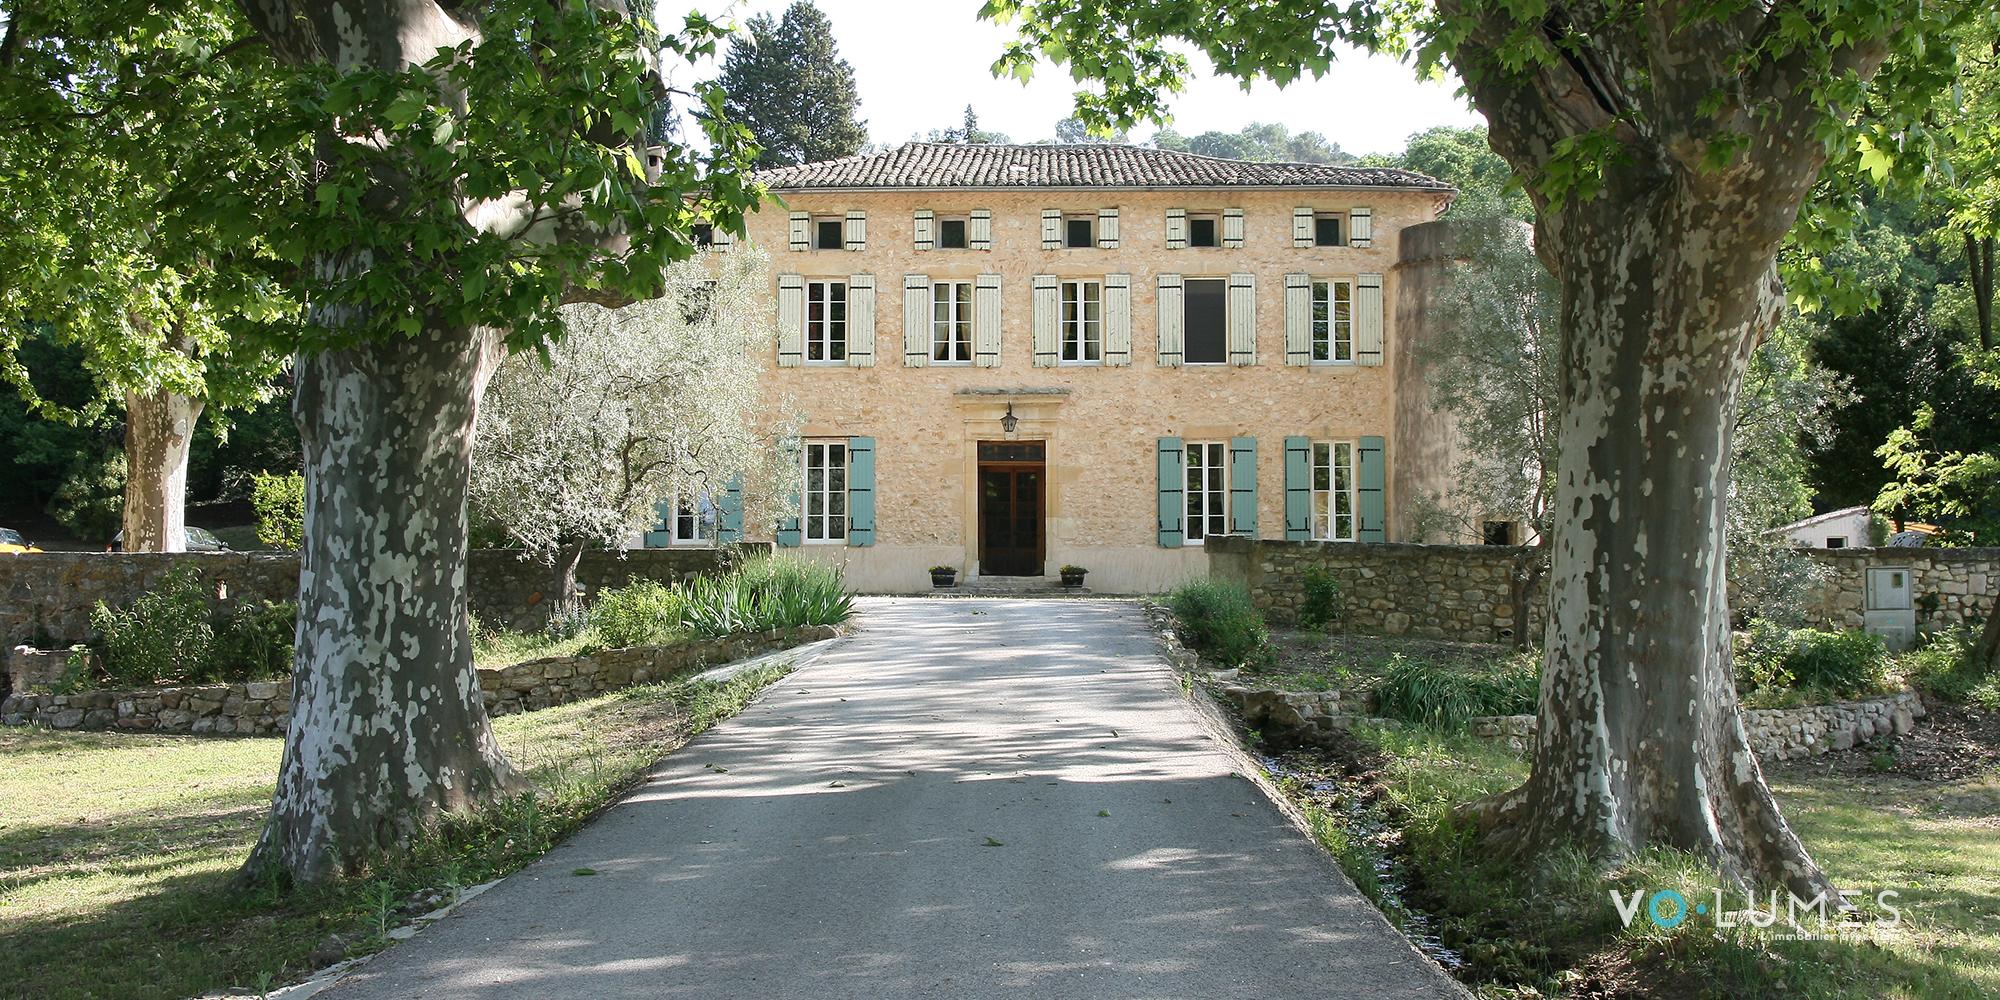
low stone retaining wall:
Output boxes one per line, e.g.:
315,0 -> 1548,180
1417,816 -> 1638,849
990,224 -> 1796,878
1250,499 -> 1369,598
1218,678 -> 1927,763
1805,547 -> 1998,633
1204,537 -> 1543,642
0,546 -> 766,648
0,625 -> 836,735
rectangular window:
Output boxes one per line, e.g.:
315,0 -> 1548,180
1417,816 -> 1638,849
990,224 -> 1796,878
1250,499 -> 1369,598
814,217 -> 844,250
805,280 -> 847,363
932,281 -> 973,363
691,223 -> 716,246
1482,520 -> 1516,546
669,489 -> 719,546
938,218 -> 968,249
1311,279 -> 1353,362
1184,441 -> 1229,543
1183,277 -> 1227,364
1825,536 -> 1847,549
1060,279 -> 1101,363
1311,441 -> 1356,541
1314,214 -> 1344,247
804,441 -> 849,543
1064,215 -> 1095,248
1188,214 -> 1219,247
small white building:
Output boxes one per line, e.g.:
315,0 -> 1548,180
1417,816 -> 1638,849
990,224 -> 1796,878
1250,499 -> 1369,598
1776,506 -> 1875,549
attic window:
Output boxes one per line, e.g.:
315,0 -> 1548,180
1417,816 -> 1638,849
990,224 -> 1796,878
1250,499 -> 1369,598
938,218 -> 968,249
1188,214 -> 1219,248
814,218 -> 844,250
1314,213 -> 1344,247
1064,215 -> 1095,249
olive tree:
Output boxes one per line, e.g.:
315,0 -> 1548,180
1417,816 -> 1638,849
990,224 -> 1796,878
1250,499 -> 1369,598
987,0 -> 1966,896
471,249 -> 793,611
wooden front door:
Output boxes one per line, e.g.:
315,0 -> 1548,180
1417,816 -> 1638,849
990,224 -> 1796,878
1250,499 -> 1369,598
978,441 -> 1045,577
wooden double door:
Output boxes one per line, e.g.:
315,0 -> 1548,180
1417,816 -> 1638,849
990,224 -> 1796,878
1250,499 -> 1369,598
978,441 -> 1044,577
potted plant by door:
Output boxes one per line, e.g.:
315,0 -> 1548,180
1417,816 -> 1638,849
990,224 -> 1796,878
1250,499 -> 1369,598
930,565 -> 958,589
1059,565 -> 1088,589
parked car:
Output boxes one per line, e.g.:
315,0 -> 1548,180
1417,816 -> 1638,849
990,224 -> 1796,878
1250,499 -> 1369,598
106,526 -> 229,552
0,527 -> 40,553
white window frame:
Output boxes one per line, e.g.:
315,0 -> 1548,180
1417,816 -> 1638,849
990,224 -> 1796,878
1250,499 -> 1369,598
1312,441 -> 1356,541
1063,214 -> 1096,249
932,280 -> 973,364
803,440 -> 849,544
936,216 -> 969,250
1060,279 -> 1102,364
1312,278 -> 1354,364
811,216 -> 845,251
1184,441 -> 1229,544
805,279 -> 847,365
663,488 -> 719,547
1186,212 -> 1221,248
1313,212 -> 1346,247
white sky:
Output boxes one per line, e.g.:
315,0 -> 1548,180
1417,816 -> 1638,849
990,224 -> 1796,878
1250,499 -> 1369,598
676,0 -> 1486,159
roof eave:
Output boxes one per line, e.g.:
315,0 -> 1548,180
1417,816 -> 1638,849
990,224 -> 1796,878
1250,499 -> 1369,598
758,183 -> 1456,195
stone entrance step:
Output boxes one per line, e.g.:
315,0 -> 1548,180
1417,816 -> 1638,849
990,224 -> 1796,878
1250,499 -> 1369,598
932,575 -> 1092,597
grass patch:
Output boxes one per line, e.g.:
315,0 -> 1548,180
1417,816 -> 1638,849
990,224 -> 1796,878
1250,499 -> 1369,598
0,662 -> 793,1000
470,627 -> 597,667
1257,720 -> 2000,999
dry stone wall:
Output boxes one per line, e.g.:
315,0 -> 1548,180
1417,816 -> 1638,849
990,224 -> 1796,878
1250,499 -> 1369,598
0,546 -> 761,647
1205,536 -> 1544,642
1,625 -> 835,734
1803,547 -> 1997,631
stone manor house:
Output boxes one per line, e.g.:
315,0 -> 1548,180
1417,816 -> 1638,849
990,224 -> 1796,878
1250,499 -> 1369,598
649,142 -> 1480,594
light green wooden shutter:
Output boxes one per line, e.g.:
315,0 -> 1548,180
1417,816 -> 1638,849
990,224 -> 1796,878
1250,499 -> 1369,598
1357,273 -> 1384,366
776,437 -> 803,547
847,274 -> 875,367
913,209 -> 934,251
1358,435 -> 1386,542
718,476 -> 745,542
1032,274 -> 1059,367
970,209 -> 993,250
1283,436 -> 1311,540
1097,208 -> 1120,248
1284,273 -> 1311,366
1222,208 -> 1244,248
1227,273 -> 1256,366
1104,273 -> 1131,366
643,499 -> 673,547
1229,437 -> 1257,537
1040,209 -> 1061,249
1349,206 -> 1373,247
1292,207 -> 1314,247
1157,437 -> 1184,548
1156,273 -> 1184,367
847,436 -> 875,546
788,212 -> 809,251
1165,208 -> 1188,249
903,274 -> 930,367
844,211 -> 866,251
776,275 -> 804,367
973,274 -> 1001,367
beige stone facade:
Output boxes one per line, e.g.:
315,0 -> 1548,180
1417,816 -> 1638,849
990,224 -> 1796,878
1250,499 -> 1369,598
713,145 -> 1454,593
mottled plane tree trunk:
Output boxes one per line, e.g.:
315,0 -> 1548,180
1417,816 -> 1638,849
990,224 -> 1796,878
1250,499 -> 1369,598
1440,3 -> 1895,899
121,385 -> 201,553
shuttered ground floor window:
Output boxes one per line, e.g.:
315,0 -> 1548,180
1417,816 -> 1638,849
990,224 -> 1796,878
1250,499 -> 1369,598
1312,441 -> 1356,541
804,440 -> 848,543
1185,441 -> 1229,542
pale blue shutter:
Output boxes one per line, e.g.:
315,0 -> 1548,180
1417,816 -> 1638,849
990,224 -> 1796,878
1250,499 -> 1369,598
718,476 -> 745,543
1283,437 -> 1312,541
1157,437 -> 1184,548
643,500 -> 674,548
1229,437 -> 1257,537
776,438 -> 803,547
847,436 -> 875,546
1358,435 -> 1386,542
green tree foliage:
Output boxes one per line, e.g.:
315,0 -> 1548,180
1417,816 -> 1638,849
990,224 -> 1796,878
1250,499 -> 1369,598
718,2 -> 868,167
250,472 -> 305,550
1150,121 -> 1348,163
928,105 -> 1012,144
1393,126 -> 1532,220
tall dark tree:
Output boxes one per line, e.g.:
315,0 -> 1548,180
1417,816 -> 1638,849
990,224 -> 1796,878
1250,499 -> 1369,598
718,2 -> 867,167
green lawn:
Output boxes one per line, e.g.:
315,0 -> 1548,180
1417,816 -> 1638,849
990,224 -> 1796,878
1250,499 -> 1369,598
0,664 -> 791,1000
1260,721 -> 2000,999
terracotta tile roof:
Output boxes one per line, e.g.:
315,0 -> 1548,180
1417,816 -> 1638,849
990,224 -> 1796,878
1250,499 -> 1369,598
754,142 -> 1451,192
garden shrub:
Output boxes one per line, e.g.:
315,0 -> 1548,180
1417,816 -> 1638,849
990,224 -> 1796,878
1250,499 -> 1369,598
1372,652 -> 1539,730
91,566 -> 216,686
1737,621 -> 1890,701
1166,580 -> 1267,665
1899,626 -> 1999,709
211,600 -> 297,681
589,581 -> 687,649
1298,566 -> 1342,631
250,471 -> 306,549
678,556 -> 853,639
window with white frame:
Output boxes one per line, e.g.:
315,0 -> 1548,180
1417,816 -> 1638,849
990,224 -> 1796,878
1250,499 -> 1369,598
805,280 -> 847,363
803,440 -> 849,543
1188,213 -> 1220,247
933,281 -> 973,363
1060,279 -> 1101,363
1312,441 -> 1356,541
937,217 -> 969,249
1314,212 -> 1345,247
1184,441 -> 1229,543
668,489 -> 719,545
1064,215 -> 1095,248
812,217 -> 844,250
1312,279 -> 1353,363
